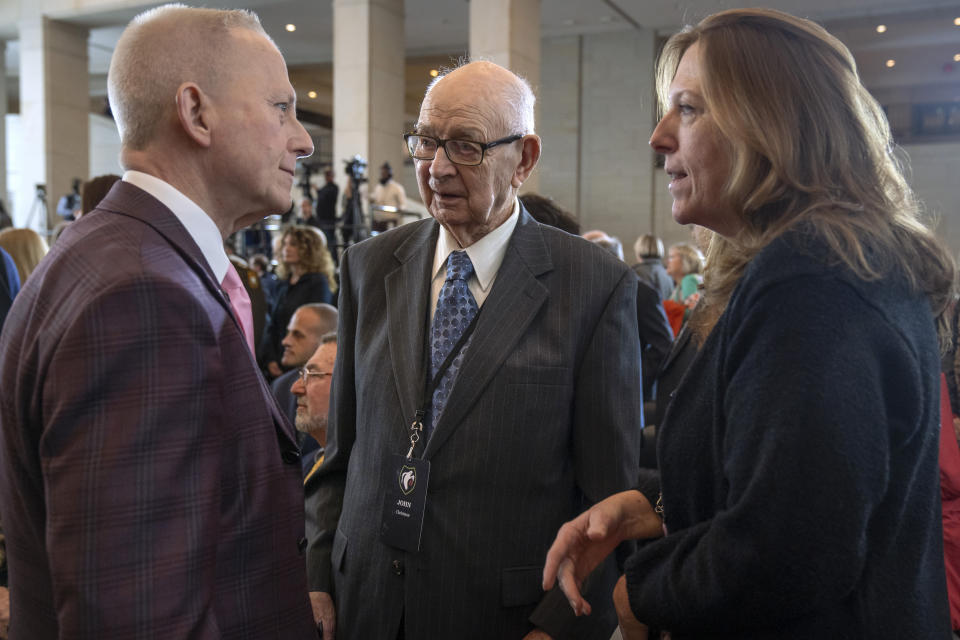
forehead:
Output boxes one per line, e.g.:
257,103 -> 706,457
226,28 -> 294,93
417,75 -> 507,139
307,342 -> 337,369
670,43 -> 703,95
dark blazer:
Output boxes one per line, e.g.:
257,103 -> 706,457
310,207 -> 643,639
0,182 -> 316,639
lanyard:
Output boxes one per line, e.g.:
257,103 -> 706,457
405,310 -> 482,459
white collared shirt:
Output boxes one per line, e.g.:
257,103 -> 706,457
429,198 -> 520,320
122,170 -> 230,283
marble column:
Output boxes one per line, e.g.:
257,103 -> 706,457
17,15 -> 88,232
332,0 -> 405,223
469,0 -> 541,192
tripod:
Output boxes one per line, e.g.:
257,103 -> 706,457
25,185 -> 49,237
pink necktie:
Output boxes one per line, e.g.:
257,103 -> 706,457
221,263 -> 256,355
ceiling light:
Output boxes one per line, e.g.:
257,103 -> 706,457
876,24 -> 887,33
955,54 -> 960,62
307,91 -> 317,99
429,69 -> 439,77
885,59 -> 896,68
285,23 -> 296,32
955,17 -> 960,26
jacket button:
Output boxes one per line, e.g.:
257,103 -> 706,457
282,449 -> 301,465
391,559 -> 404,576
298,536 -> 308,554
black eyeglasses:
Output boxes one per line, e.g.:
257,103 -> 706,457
298,368 -> 332,385
403,133 -> 523,166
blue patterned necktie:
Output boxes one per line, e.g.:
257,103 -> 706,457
427,250 -> 479,438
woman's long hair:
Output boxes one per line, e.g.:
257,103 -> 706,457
656,9 -> 955,342
276,225 -> 338,294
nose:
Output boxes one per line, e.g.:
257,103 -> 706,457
291,377 -> 304,396
291,116 -> 314,159
649,113 -> 677,155
428,144 -> 457,178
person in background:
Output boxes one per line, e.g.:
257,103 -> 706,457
0,5 -> 317,637
0,228 -> 48,284
259,224 -> 337,378
250,252 -> 281,310
315,167 -> 339,254
582,229 -> 624,260
543,8 -> 955,638
519,193 -> 581,235
632,234 -> 674,301
80,174 -> 122,219
0,247 -> 19,332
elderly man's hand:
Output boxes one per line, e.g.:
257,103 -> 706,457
542,490 -> 663,616
309,591 -> 336,640
613,574 -> 649,640
522,629 -> 553,640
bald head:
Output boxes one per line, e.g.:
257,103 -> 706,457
423,61 -> 536,136
280,303 -> 339,368
108,4 -> 273,150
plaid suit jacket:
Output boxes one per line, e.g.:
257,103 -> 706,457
0,182 -> 316,639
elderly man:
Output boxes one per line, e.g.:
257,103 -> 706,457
309,61 -> 642,639
0,6 -> 316,639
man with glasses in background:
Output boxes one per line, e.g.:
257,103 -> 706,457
308,60 -> 643,640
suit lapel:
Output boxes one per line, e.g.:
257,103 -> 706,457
424,209 -> 552,458
96,181 -> 299,450
385,221 -> 438,436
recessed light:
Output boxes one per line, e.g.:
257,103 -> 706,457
876,24 -> 887,33
885,59 -> 896,68
285,23 -> 296,32
429,69 -> 439,78
307,91 -> 317,99
955,17 -> 960,26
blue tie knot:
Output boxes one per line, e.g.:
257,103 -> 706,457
446,250 -> 474,282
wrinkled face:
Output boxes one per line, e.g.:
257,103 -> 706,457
281,233 -> 300,265
649,43 -> 739,237
212,29 -> 314,231
413,73 -> 523,246
291,341 -> 336,437
280,308 -> 324,368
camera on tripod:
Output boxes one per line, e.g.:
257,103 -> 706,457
344,155 -> 368,184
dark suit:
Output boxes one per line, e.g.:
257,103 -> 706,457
0,182 -> 315,639
310,207 -> 642,638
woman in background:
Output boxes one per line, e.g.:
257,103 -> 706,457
259,225 -> 337,377
0,228 -> 48,284
543,8 -> 955,637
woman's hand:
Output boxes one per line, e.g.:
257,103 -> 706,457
542,490 -> 663,616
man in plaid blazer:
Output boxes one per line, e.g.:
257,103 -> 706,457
0,6 -> 316,638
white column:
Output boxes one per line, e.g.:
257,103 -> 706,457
469,0 -> 541,192
332,0 -> 405,213
0,44 -> 7,210
17,15 -> 88,232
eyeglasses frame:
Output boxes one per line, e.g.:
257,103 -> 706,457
298,368 -> 332,386
402,132 -> 524,166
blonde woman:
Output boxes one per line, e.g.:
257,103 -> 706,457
544,8 -> 955,637
0,228 -> 48,283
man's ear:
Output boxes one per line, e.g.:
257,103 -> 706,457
175,82 -> 213,148
511,135 -> 541,188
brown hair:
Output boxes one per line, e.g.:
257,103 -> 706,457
656,8 -> 955,340
82,174 -> 121,214
276,225 -> 337,294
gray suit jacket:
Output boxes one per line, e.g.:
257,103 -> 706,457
310,207 -> 642,639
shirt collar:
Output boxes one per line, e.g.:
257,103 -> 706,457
432,198 -> 520,292
122,170 -> 230,282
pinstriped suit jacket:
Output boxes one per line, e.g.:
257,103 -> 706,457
0,182 -> 316,639
310,207 -> 643,639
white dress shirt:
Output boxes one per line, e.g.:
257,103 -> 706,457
429,198 -> 520,320
122,170 -> 229,283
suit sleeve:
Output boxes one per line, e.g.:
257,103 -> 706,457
306,252 -> 355,593
40,277 -> 226,638
531,266 -> 644,638
636,282 -> 674,398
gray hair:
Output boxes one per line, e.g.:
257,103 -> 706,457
108,4 -> 272,150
